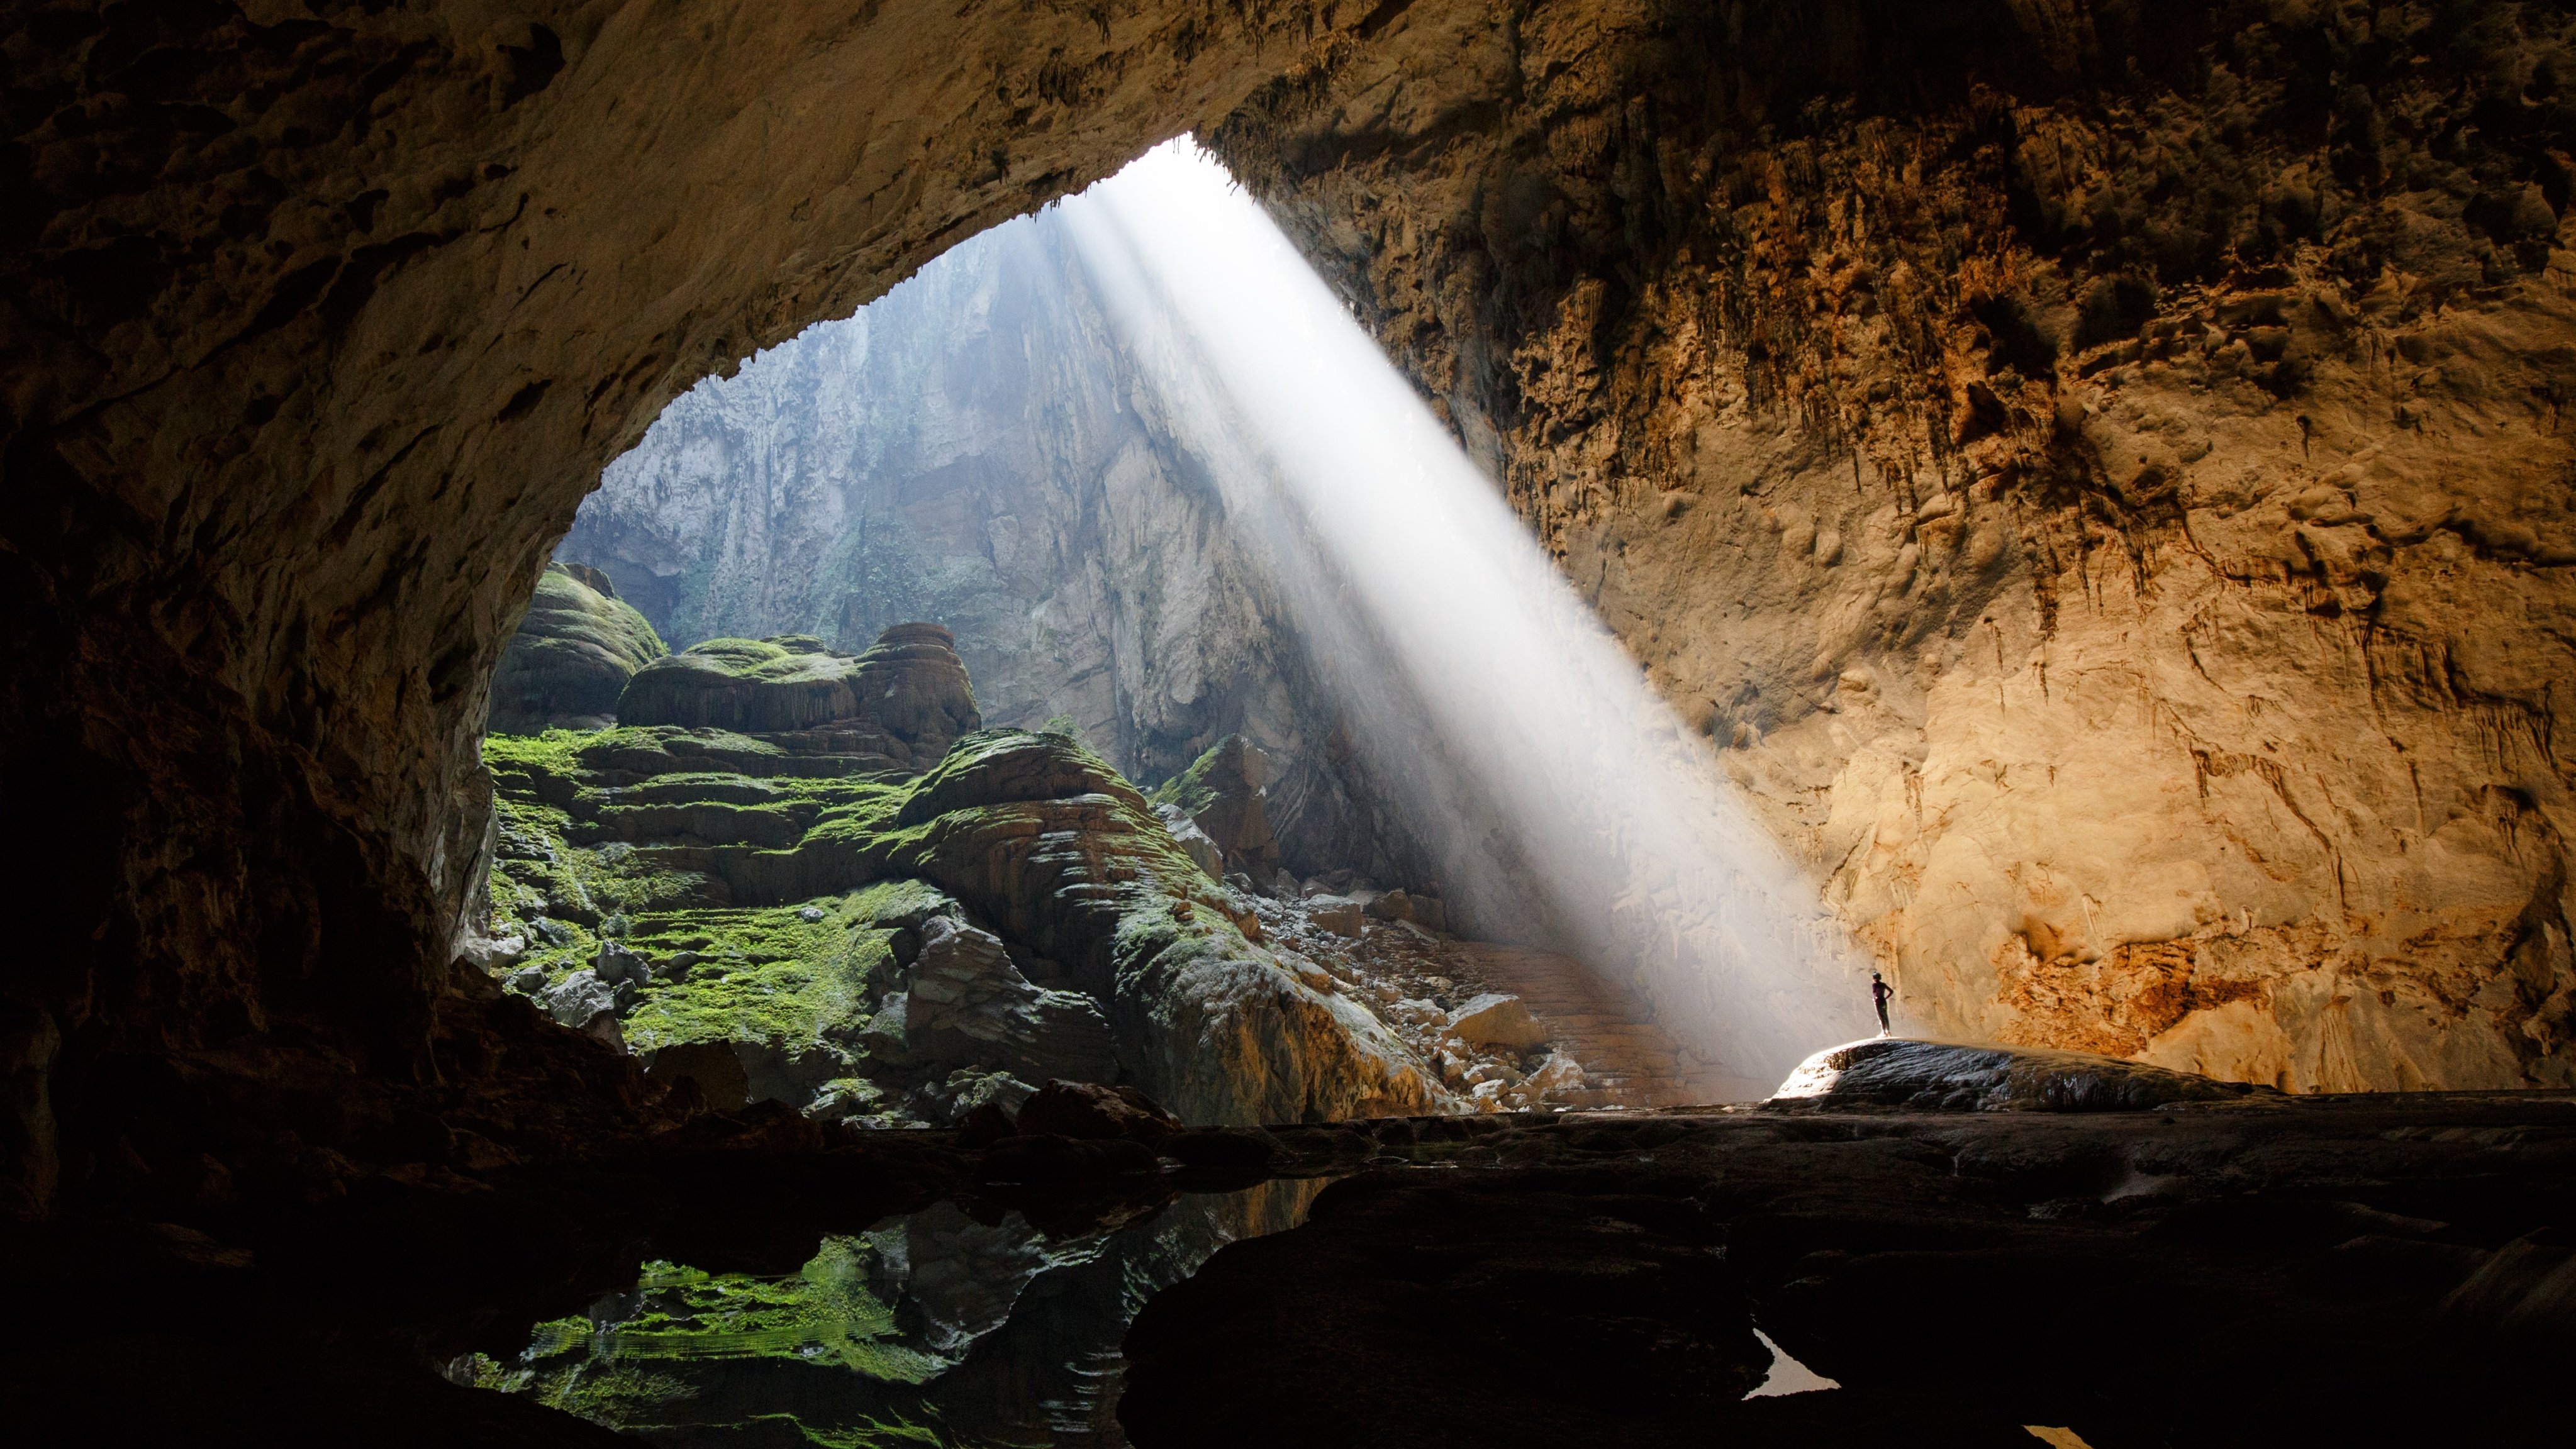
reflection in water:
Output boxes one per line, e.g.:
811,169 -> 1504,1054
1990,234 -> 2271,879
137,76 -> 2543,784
1743,1328 -> 1839,1397
452,1179 -> 1325,1445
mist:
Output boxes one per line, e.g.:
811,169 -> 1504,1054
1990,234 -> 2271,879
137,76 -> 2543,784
1059,141 -> 1872,1094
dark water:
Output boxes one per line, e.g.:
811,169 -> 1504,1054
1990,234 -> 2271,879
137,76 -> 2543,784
447,1179 -> 1326,1447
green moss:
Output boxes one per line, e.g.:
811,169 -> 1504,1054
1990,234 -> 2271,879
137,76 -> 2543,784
674,636 -> 850,682
756,1409 -> 950,1448
605,1239 -> 941,1381
533,1362 -> 699,1421
622,900 -> 896,1053
1149,738 -> 1228,817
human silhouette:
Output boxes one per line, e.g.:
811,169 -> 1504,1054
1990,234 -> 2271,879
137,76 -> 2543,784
1870,970 -> 1894,1036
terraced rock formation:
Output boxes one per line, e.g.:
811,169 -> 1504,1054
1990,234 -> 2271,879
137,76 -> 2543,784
481,626 -> 1437,1126
484,563 -> 666,734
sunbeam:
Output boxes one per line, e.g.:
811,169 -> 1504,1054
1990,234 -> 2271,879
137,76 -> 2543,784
1061,140 -> 1873,1094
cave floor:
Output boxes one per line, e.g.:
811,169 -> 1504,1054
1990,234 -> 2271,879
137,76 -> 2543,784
6,1092 -> 2571,1447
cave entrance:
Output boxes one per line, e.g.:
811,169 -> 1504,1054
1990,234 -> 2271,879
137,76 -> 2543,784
475,142 -> 1871,1147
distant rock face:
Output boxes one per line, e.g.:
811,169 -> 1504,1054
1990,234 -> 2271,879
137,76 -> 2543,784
485,564 -> 668,734
556,212 -> 1425,886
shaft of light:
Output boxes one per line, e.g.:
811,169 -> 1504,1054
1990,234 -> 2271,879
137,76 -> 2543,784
1058,141 -> 1872,1095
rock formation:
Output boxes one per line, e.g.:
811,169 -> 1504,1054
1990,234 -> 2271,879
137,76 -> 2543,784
481,626 -> 1438,1125
484,562 -> 666,733
1211,1 -> 2576,1092
1151,735 -> 1284,882
1768,1036 -> 2279,1112
612,623 -> 981,767
556,210 -> 1424,882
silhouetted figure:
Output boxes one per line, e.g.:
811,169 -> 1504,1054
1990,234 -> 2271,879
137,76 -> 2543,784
1870,970 -> 1894,1036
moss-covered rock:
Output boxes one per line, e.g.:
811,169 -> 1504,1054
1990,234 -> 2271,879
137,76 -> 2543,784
480,716 -> 1436,1126
614,623 -> 983,769
616,635 -> 870,735
1151,734 -> 1280,879
486,563 -> 669,733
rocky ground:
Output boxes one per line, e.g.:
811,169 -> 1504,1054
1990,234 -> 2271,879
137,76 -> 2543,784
7,1051 -> 2570,1447
1123,1083 -> 2576,1449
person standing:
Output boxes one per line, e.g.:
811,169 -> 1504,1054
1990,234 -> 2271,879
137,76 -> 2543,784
1870,970 -> 1895,1036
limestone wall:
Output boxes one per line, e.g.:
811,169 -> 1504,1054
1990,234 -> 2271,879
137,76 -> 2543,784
1213,0 -> 2576,1090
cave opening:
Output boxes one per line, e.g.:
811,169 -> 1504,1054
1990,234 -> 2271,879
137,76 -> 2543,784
10,3 -> 2576,1443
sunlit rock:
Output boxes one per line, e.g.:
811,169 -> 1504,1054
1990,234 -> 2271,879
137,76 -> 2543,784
1447,993 -> 1549,1053
1769,1037 -> 2278,1112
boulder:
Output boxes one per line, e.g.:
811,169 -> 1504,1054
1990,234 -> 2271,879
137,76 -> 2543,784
1157,802 -> 1227,880
1308,896 -> 1366,938
486,562 -> 669,733
1768,1038 -> 2282,1112
1013,1080 -> 1181,1145
1152,735 -> 1280,877
897,917 -> 1120,1087
540,970 -> 618,1030
848,622 -> 983,759
1449,993 -> 1549,1052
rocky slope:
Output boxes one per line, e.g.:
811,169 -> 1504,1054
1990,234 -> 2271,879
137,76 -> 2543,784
479,625 -> 1438,1127
483,563 -> 665,734
1212,0 -> 2576,1092
557,208 -> 1426,882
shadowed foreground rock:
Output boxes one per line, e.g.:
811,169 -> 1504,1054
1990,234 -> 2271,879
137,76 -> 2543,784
1122,1093 -> 2576,1449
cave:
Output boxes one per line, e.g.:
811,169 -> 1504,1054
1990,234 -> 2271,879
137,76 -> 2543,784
6,2 -> 2576,1445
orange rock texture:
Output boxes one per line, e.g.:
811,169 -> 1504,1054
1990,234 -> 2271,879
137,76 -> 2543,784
1213,1 -> 2576,1091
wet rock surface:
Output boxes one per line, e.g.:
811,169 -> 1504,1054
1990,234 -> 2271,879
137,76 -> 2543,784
1124,1092 -> 2576,1448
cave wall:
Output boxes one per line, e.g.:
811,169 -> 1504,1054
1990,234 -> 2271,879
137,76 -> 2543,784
11,0 -> 2573,1228
1210,0 -> 2576,1091
0,0 -> 1393,1220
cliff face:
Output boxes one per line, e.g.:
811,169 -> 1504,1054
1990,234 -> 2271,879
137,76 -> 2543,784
559,211 -> 1419,879
1213,0 -> 2576,1091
